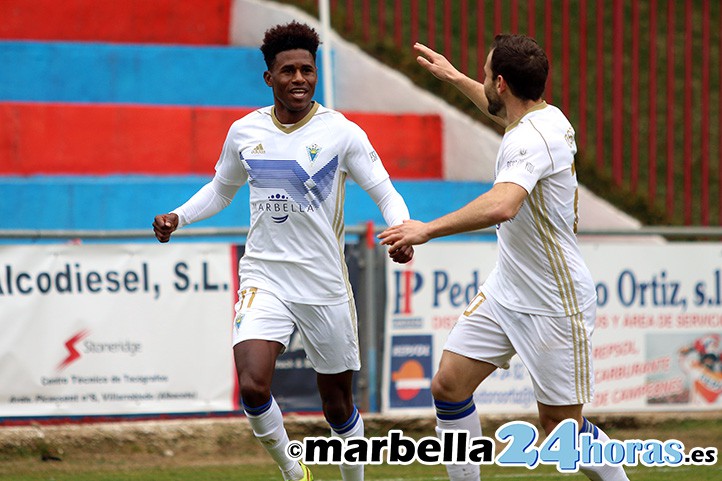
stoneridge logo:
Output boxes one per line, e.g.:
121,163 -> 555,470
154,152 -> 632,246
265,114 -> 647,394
56,331 -> 143,371
57,329 -> 91,371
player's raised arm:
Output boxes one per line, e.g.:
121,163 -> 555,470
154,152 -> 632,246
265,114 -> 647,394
414,42 -> 506,127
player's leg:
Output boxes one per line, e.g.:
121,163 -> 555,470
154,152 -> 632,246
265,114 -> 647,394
235,339 -> 283,406
432,351 -> 498,402
318,370 -> 364,481
233,288 -> 306,481
433,290 -> 515,481
431,352 -> 496,481
317,369 -> 356,425
294,300 -> 363,481
537,402 -> 629,481
235,340 -> 307,481
509,301 -> 629,481
536,401 -> 583,435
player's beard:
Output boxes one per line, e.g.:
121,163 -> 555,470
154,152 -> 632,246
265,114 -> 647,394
486,88 -> 504,117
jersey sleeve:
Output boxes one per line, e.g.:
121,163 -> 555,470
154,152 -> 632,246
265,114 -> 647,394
366,178 -> 410,226
171,121 -> 247,228
171,176 -> 240,228
340,121 -> 390,190
213,121 -> 249,187
494,127 -> 554,194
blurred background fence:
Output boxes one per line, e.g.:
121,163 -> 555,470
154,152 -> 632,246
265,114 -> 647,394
287,0 -> 722,226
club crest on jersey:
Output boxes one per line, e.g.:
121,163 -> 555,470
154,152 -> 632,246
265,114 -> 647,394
234,313 -> 245,330
306,144 -> 321,162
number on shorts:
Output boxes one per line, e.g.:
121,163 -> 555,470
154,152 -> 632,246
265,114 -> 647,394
463,291 -> 487,316
238,287 -> 258,311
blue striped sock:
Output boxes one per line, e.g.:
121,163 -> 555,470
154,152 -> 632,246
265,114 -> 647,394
580,417 -> 600,439
434,396 -> 476,421
328,406 -> 360,435
241,397 -> 273,417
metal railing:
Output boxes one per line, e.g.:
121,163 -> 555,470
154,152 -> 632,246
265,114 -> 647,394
2,225 -> 722,240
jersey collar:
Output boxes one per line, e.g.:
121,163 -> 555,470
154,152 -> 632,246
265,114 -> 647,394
505,101 -> 548,133
271,102 -> 320,134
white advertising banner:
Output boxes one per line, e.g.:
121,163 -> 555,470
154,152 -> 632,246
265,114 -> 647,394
383,243 -> 722,414
0,243 -> 237,418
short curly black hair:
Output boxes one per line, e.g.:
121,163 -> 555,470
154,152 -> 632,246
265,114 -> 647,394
260,21 -> 320,69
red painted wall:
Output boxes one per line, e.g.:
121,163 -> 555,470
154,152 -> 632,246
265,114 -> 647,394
0,0 -> 231,44
344,113 -> 442,179
0,103 -> 442,179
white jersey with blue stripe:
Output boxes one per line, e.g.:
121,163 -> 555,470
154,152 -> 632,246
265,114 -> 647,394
214,103 -> 390,305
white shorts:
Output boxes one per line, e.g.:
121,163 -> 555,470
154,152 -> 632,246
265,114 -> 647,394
231,287 -> 361,375
444,290 -> 596,406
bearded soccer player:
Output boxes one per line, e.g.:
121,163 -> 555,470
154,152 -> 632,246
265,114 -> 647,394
153,21 -> 413,481
380,34 -> 629,481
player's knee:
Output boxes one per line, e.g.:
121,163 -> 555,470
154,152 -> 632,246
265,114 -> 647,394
321,396 -> 353,425
538,412 -> 573,436
238,374 -> 272,407
539,416 -> 559,436
431,371 -> 461,401
537,403 -> 584,436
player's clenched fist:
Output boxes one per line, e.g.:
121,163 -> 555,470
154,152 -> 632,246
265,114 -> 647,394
388,244 -> 414,264
152,213 -> 179,243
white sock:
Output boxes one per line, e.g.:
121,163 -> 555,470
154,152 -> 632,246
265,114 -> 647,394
435,397 -> 481,481
329,406 -> 364,481
244,396 -> 303,481
579,417 -> 630,481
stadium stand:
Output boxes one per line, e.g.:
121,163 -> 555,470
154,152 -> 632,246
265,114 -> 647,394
0,0 -> 464,232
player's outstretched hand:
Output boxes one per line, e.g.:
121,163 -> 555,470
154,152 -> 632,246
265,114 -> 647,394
153,213 -> 179,243
389,245 -> 414,264
414,42 -> 461,84
378,219 -> 430,252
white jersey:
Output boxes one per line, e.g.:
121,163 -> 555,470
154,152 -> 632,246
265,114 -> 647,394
482,102 -> 596,316
214,103 -> 391,305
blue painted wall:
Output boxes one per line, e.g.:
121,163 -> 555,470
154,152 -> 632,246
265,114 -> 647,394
0,177 -> 492,231
0,41 -> 326,106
